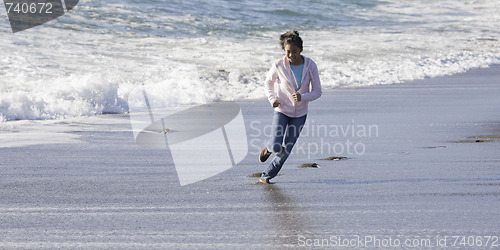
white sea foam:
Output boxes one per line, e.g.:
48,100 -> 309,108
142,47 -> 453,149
0,0 -> 499,122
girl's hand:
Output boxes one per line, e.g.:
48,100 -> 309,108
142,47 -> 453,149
272,99 -> 281,108
292,92 -> 301,102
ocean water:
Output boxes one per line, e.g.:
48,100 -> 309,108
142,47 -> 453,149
0,0 -> 499,122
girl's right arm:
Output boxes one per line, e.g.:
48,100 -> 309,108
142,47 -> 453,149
265,62 -> 279,106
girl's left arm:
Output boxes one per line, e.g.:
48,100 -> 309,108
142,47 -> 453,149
300,62 -> 322,102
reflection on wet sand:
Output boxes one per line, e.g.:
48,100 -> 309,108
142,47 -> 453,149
261,184 -> 310,248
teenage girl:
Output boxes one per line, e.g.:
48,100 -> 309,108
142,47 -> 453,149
259,30 -> 322,184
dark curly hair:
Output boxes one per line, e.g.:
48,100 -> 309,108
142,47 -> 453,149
279,30 -> 303,51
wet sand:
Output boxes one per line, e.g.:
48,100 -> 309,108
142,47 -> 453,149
1,66 -> 500,248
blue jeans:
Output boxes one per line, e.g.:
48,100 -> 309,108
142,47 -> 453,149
261,112 -> 307,180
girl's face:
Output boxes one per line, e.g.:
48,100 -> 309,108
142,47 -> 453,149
284,43 -> 303,65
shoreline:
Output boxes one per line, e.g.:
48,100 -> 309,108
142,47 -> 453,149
2,64 -> 500,149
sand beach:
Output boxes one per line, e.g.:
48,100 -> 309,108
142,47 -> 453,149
1,65 -> 499,248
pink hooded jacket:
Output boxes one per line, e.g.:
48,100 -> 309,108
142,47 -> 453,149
265,55 -> 322,118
